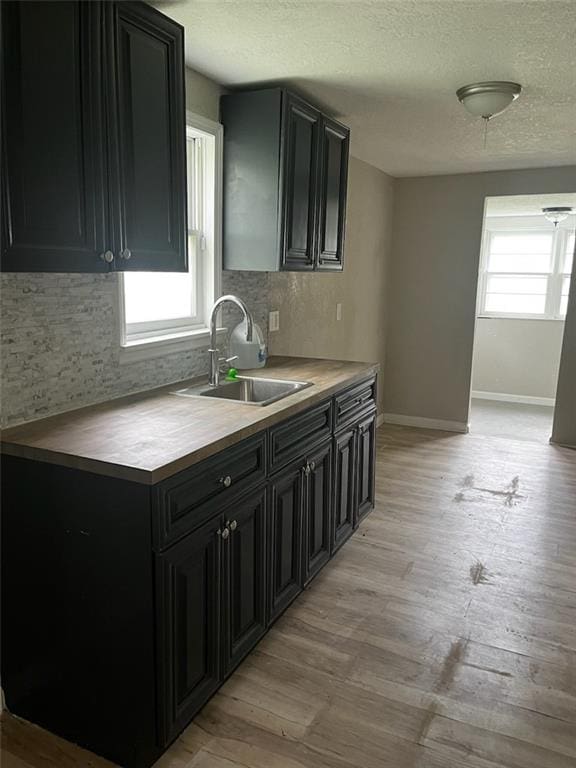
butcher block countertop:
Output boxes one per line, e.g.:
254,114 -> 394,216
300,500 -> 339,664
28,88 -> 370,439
1,357 -> 378,484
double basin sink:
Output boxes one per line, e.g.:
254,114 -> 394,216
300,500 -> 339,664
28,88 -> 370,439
172,376 -> 313,407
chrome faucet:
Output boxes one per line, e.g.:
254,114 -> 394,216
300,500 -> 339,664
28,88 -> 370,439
208,295 -> 254,387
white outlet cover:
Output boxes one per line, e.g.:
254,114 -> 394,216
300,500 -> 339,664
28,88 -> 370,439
269,310 -> 280,332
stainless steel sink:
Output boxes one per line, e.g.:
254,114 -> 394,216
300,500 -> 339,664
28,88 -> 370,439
171,376 -> 313,406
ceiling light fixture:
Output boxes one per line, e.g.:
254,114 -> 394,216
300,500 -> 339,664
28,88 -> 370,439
456,81 -> 522,120
456,81 -> 522,148
542,206 -> 574,227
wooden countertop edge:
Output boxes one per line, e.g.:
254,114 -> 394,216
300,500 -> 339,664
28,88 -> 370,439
1,362 -> 379,485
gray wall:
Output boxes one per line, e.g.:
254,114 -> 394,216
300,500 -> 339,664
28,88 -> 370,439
384,166 -> 576,431
472,318 -> 564,401
268,158 -> 395,413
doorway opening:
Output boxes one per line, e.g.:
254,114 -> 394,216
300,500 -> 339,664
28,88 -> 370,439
470,193 -> 575,443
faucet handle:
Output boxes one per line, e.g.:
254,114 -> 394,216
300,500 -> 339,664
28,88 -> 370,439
217,355 -> 238,373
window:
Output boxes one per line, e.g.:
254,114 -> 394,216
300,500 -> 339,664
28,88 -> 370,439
478,215 -> 574,320
120,113 -> 222,358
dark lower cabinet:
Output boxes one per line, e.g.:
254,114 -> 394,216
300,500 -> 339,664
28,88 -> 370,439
268,462 -> 305,620
1,377 -> 377,768
156,515 -> 222,745
355,410 -> 377,524
303,441 -> 333,584
223,489 -> 267,673
333,427 -> 356,552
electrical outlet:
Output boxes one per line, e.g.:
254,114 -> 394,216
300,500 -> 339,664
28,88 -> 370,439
269,310 -> 280,332
336,303 -> 342,321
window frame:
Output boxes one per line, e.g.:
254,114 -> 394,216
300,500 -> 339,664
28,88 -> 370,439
118,111 -> 223,362
477,214 -> 575,322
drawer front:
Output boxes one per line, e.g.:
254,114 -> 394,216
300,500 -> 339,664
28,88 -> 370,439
334,377 -> 376,428
269,399 -> 333,473
154,434 -> 266,549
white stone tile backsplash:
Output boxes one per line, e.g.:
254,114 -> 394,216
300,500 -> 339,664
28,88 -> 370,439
0,270 -> 269,428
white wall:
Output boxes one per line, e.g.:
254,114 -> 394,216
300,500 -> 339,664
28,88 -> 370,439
471,318 -> 564,401
384,165 -> 576,430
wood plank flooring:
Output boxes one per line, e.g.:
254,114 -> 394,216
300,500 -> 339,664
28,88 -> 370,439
3,424 -> 576,768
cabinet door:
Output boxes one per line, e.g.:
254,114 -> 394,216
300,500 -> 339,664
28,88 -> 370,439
156,516 -> 222,746
1,1 -> 107,272
268,463 -> 305,620
316,117 -> 349,271
281,93 -> 320,271
223,489 -> 267,674
355,411 -> 377,525
303,441 -> 333,584
333,428 -> 356,553
106,1 -> 187,272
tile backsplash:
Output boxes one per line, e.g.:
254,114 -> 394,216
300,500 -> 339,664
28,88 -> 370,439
0,270 -> 269,428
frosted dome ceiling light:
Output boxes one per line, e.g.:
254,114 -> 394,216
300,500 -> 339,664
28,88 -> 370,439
456,81 -> 522,120
542,206 -> 573,226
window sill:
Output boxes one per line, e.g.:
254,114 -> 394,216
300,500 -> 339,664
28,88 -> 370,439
119,327 -> 226,364
477,315 -> 566,322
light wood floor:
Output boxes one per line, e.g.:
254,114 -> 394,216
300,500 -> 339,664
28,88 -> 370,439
3,424 -> 576,768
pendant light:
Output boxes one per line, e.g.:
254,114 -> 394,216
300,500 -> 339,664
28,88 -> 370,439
542,207 -> 574,227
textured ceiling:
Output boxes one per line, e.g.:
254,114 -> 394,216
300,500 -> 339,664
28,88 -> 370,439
156,0 -> 576,177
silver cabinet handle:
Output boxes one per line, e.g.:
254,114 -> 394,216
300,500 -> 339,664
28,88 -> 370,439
229,520 -> 237,532
120,248 -> 132,260
100,250 -> 114,263
309,461 -> 316,471
218,526 -> 230,540
303,464 -> 311,476
220,475 -> 232,488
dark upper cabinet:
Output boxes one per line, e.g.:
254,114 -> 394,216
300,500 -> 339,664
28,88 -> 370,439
1,1 -> 187,273
156,514 -> 222,746
317,117 -> 349,271
333,426 -> 356,553
303,441 -> 332,584
105,1 -> 187,271
268,462 -> 305,620
355,410 -> 377,525
1,1 -> 107,272
221,88 -> 349,272
223,489 -> 267,674
281,94 -> 320,271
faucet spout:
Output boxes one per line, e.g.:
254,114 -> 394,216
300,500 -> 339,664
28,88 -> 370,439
208,295 -> 255,386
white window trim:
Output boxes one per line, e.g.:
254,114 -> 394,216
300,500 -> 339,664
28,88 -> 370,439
477,214 -> 574,322
119,111 -> 223,363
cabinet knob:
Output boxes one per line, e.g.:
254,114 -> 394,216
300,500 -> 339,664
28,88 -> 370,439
218,527 -> 230,540
309,461 -> 316,471
229,520 -> 237,532
220,475 -> 232,488
100,250 -> 114,264
304,464 -> 311,476
120,248 -> 132,260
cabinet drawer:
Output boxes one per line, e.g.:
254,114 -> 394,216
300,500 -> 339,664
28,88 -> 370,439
154,434 -> 266,549
269,400 -> 332,472
334,377 -> 376,428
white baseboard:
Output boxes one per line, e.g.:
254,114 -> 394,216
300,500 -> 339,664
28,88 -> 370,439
376,413 -> 385,428
382,413 -> 469,433
471,390 -> 555,407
